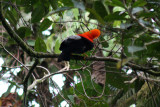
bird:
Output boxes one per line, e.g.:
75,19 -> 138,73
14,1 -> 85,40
57,29 -> 101,70
58,29 -> 101,63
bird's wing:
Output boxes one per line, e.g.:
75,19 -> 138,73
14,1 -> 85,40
82,39 -> 94,52
59,35 -> 82,50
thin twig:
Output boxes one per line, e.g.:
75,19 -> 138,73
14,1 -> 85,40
9,0 -> 29,27
36,89 -> 47,107
23,59 -> 39,106
128,10 -> 160,35
0,43 -> 29,71
86,69 -> 108,98
23,59 -> 39,83
50,78 -> 72,106
0,1 -> 25,7
144,59 -> 158,107
76,71 -> 101,101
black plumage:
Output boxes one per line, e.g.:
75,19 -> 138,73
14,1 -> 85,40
58,35 -> 94,62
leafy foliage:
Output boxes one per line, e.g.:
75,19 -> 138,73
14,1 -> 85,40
0,0 -> 160,106
34,37 -> 47,52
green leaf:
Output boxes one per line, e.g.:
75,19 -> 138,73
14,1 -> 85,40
139,19 -> 151,26
113,6 -> 125,12
105,61 -> 134,90
60,0 -> 73,6
27,40 -> 35,46
126,0 -> 132,5
120,23 -> 133,29
49,0 -> 58,10
93,1 -> 108,18
40,0 -> 50,11
106,72 -> 131,90
39,18 -> 52,32
54,39 -> 61,54
122,26 -> 144,39
31,6 -> 45,23
117,58 -> 132,69
135,79 -> 145,93
72,0 -> 85,11
132,0 -> 147,7
104,12 -> 127,22
102,42 -> 109,48
105,0 -> 124,8
17,27 -> 32,38
145,40 -> 160,58
113,21 -> 121,27
46,34 -> 55,52
132,7 -> 143,14
68,95 -> 75,104
138,12 -> 155,18
87,8 -> 105,25
5,9 -> 18,27
34,37 -> 47,52
128,46 -> 145,53
93,102 -> 109,107
47,7 -> 72,17
72,8 -> 79,20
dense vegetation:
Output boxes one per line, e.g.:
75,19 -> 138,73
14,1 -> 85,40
0,0 -> 160,106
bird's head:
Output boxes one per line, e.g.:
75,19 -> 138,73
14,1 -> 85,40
78,29 -> 101,42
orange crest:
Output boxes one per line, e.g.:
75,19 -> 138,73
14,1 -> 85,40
77,29 -> 101,42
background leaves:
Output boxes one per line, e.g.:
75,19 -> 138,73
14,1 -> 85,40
0,0 -> 160,107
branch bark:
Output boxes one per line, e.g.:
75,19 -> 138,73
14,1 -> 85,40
23,59 -> 39,106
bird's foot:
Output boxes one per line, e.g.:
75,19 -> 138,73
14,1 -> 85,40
58,61 -> 70,72
83,53 -> 88,59
64,61 -> 70,70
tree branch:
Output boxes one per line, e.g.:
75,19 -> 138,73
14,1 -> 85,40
23,59 -> 39,83
23,59 -> 39,106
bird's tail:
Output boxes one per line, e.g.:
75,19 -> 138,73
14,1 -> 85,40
58,51 -> 70,62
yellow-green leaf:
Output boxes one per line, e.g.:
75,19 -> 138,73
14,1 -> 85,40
117,58 -> 131,69
54,39 -> 61,54
46,34 -> 55,52
34,37 -> 47,52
